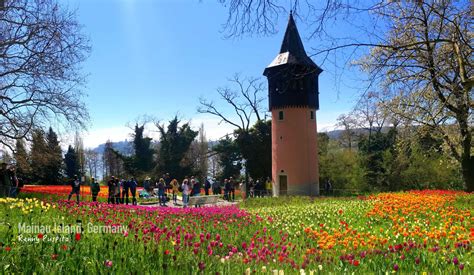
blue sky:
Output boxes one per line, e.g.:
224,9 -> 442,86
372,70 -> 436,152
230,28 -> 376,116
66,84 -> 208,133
63,0 -> 363,148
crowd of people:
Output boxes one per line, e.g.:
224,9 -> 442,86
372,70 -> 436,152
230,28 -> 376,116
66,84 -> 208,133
1,161 -> 274,206
142,174 -> 211,208
139,174 -> 273,207
105,176 -> 138,205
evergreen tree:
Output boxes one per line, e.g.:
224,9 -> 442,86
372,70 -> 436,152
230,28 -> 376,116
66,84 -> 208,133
236,120 -> 271,181
30,130 -> 48,184
214,136 -> 242,180
103,140 -> 124,177
358,129 -> 397,191
74,132 -> 86,177
157,117 -> 198,180
196,123 -> 209,181
133,124 -> 155,174
14,139 -> 31,183
45,128 -> 63,184
64,145 -> 80,179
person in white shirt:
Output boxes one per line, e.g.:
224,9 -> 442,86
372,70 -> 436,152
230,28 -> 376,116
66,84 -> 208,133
181,179 -> 191,208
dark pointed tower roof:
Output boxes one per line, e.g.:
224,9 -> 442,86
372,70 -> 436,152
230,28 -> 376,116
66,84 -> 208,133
264,13 -> 322,73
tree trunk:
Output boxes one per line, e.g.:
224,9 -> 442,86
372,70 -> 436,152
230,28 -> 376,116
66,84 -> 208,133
461,156 -> 474,192
458,112 -> 473,192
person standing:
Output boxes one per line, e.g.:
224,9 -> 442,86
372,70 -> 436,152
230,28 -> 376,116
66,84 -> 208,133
204,178 -> 211,196
213,178 -> 221,196
0,162 -> 11,198
114,178 -> 121,204
191,179 -> 201,196
325,179 -> 332,196
122,178 -> 131,204
170,179 -> 179,205
143,177 -> 151,193
191,179 -> 202,208
107,176 -> 115,204
181,179 -> 190,208
157,178 -> 166,206
224,179 -> 230,201
249,180 -> 255,198
229,177 -> 236,201
90,177 -> 100,202
67,175 -> 81,203
164,173 -> 171,195
129,177 -> 137,205
265,177 -> 272,197
7,166 -> 18,198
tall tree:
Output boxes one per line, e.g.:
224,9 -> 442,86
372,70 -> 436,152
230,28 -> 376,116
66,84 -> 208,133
358,129 -> 398,191
198,74 -> 267,131
1,0 -> 90,149
156,117 -> 198,180
64,145 -> 79,179
196,123 -> 209,181
103,140 -> 124,178
236,120 -> 271,181
213,136 -> 242,180
74,132 -> 86,178
45,128 -> 63,184
358,1 -> 473,191
14,139 -> 31,183
132,124 -> 155,174
85,149 -> 101,179
198,74 -> 269,192
30,130 -> 48,184
336,114 -> 358,151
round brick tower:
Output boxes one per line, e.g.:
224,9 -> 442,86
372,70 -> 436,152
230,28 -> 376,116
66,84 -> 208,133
263,13 -> 322,196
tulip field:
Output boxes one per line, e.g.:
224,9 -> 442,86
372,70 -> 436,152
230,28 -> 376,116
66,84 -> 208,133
0,190 -> 472,274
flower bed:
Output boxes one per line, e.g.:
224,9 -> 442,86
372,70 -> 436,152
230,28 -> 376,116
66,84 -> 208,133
0,190 -> 472,273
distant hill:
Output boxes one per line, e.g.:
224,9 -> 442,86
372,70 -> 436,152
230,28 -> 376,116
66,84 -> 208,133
320,127 -> 393,140
93,140 -> 133,155
91,128 -> 393,152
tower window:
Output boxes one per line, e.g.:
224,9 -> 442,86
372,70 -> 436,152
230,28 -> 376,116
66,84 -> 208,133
310,111 -> 314,120
278,111 -> 284,120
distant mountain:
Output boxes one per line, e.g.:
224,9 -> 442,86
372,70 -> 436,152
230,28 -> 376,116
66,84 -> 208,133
91,128 -> 392,153
320,127 -> 393,140
93,140 -> 133,155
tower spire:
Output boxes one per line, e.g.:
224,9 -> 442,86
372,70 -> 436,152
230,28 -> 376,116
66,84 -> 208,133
264,13 -> 321,71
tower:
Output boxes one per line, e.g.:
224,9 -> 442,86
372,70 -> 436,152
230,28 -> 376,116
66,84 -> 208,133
263,13 -> 322,196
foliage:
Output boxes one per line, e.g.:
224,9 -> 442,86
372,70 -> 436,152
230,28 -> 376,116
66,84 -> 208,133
64,146 -> 80,180
319,140 -> 366,191
30,130 -> 48,184
358,129 -> 397,191
157,117 -> 198,180
103,140 -> 124,178
44,128 -> 63,185
132,124 -> 155,175
0,0 -> 90,149
14,139 -> 31,183
213,136 -> 242,180
235,120 -> 272,181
